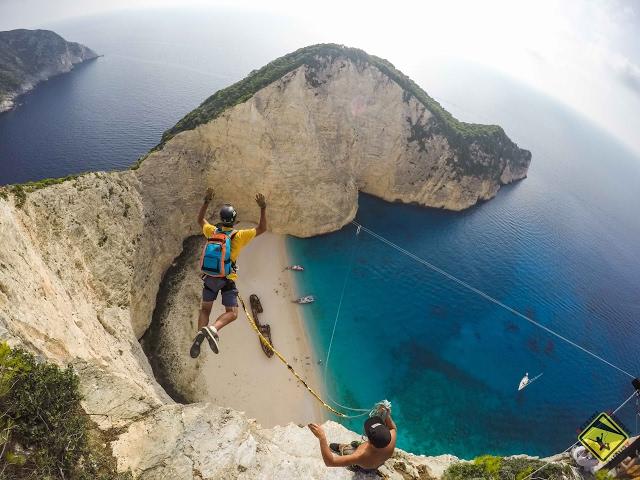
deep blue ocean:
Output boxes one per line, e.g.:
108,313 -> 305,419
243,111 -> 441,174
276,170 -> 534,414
1,8 -> 639,460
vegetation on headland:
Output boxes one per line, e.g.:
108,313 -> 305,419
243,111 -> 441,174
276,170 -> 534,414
0,175 -> 80,208
0,342 -> 131,479
151,43 -> 530,178
442,455 -> 573,480
15,174 -> 81,190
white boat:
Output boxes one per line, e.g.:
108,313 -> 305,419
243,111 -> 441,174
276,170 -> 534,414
518,373 -> 529,391
286,265 -> 304,271
518,372 -> 543,391
293,295 -> 315,304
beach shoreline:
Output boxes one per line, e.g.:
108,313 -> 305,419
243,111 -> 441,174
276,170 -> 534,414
219,231 -> 327,426
281,236 -> 330,423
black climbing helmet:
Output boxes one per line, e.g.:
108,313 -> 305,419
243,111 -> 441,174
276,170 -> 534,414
220,204 -> 237,226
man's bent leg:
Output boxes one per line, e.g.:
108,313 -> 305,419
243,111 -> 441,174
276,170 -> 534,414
202,306 -> 235,355
200,280 -> 237,354
213,306 -> 238,332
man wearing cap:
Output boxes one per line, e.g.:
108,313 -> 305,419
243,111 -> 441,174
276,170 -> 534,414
308,412 -> 397,472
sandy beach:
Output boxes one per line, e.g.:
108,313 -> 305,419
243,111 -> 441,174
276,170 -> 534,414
199,230 -> 327,427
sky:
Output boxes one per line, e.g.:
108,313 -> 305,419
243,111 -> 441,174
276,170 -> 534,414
1,0 -> 639,156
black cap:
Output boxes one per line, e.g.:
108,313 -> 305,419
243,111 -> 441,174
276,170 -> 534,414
364,416 -> 391,449
219,204 -> 237,226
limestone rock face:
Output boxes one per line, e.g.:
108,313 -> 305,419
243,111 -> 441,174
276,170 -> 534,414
0,29 -> 98,112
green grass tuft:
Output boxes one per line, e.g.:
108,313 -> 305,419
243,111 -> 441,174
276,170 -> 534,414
10,185 -> 26,208
442,455 -> 571,480
4,174 -> 84,208
18,174 -> 80,191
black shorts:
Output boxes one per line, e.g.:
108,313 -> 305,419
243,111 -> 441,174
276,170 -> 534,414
202,276 -> 238,307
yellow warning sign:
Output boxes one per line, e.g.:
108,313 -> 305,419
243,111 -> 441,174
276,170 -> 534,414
578,413 -> 629,462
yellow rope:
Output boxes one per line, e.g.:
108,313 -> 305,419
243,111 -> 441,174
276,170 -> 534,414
238,293 -> 348,418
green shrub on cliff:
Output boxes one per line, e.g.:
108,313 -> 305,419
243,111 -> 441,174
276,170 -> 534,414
4,174 -> 84,209
10,185 -> 26,208
0,343 -> 131,480
442,455 -> 571,480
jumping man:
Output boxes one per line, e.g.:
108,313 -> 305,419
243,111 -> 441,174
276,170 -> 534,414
190,188 -> 267,358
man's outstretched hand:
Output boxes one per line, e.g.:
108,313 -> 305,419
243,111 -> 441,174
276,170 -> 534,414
255,193 -> 266,209
204,187 -> 215,203
308,423 -> 326,441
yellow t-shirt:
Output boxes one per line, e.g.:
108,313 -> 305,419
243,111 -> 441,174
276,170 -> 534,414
202,222 -> 256,280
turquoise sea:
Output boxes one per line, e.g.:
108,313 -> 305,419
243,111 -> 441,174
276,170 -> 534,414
1,8 -> 639,459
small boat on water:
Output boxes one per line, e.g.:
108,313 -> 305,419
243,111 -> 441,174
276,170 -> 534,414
285,265 -> 304,271
293,295 -> 315,304
249,294 -> 273,358
518,372 -> 543,391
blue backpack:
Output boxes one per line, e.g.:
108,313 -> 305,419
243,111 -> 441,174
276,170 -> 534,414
200,228 -> 236,277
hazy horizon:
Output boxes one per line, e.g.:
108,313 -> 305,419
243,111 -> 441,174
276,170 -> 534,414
1,0 -> 640,158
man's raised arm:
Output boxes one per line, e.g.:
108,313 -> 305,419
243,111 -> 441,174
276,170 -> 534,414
255,193 -> 267,236
198,188 -> 214,227
385,413 -> 397,432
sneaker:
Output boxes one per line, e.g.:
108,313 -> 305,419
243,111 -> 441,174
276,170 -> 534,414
203,326 -> 219,354
190,330 -> 206,358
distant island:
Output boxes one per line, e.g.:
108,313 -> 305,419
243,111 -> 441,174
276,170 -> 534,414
0,29 -> 97,112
